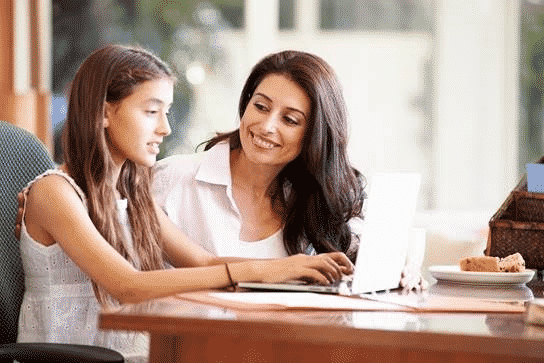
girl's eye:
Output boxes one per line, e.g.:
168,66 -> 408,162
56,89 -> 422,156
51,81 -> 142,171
146,110 -> 158,115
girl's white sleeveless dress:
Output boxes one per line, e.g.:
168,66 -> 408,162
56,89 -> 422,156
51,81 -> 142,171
17,169 -> 149,363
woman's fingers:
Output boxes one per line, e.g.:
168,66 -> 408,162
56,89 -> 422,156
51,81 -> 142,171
14,192 -> 24,239
14,225 -> 21,240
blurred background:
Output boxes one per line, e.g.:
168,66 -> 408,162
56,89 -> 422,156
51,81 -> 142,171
2,0 -> 541,280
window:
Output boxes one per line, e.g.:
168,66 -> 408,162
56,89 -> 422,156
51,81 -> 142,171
319,0 -> 432,32
279,0 -> 295,30
212,0 -> 244,29
520,0 -> 544,169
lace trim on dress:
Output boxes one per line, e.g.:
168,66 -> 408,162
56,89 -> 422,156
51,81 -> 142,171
21,168 -> 88,218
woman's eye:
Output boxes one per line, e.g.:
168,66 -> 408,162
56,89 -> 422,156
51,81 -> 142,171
254,103 -> 267,111
285,117 -> 298,125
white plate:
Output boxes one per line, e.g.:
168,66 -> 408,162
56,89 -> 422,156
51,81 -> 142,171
428,265 -> 536,285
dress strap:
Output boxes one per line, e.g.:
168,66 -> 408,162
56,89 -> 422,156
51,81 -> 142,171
21,168 -> 88,221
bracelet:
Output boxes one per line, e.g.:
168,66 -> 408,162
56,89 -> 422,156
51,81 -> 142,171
225,263 -> 237,291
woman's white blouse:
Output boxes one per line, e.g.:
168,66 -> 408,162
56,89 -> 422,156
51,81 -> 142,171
153,142 -> 289,259
17,169 -> 149,363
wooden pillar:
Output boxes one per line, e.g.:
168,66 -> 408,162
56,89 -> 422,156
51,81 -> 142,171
0,0 -> 52,151
31,0 -> 53,149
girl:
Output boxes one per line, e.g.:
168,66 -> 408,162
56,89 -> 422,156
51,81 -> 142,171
17,45 -> 353,362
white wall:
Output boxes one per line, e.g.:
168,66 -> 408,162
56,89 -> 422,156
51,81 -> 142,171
433,0 -> 519,211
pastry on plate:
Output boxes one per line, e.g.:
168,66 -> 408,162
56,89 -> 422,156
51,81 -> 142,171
498,252 -> 525,272
459,256 -> 500,272
459,253 -> 526,273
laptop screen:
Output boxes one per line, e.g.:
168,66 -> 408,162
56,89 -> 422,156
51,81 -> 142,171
351,173 -> 421,294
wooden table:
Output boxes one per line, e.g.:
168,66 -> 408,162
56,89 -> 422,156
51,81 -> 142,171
99,280 -> 544,363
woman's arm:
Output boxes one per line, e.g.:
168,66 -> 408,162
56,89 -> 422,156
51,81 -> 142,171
25,175 -> 353,304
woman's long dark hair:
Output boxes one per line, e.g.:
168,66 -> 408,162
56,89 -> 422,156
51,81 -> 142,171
63,44 -> 174,303
204,50 -> 365,261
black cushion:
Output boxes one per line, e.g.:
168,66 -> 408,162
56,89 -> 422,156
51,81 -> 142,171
0,343 -> 124,363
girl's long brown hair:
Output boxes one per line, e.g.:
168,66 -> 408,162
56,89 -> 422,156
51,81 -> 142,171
63,44 -> 174,304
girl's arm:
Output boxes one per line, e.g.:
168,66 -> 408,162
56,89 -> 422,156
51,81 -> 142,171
156,201 -> 354,282
25,175 -> 353,304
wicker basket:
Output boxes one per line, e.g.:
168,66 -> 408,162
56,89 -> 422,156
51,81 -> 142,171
487,172 -> 544,270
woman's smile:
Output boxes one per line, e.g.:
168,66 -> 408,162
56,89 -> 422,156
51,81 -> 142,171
250,131 -> 279,149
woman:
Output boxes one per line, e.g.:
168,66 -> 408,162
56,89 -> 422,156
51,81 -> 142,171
153,50 -> 365,262
17,45 -> 353,362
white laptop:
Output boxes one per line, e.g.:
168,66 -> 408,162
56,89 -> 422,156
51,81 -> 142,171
237,172 -> 421,295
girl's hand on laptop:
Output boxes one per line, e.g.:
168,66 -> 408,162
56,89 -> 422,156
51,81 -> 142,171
257,252 -> 354,285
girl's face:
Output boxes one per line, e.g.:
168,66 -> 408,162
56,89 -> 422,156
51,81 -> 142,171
239,73 -> 311,169
104,78 -> 174,167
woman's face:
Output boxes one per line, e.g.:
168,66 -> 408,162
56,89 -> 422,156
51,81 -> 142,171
239,73 -> 311,169
104,78 -> 173,168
